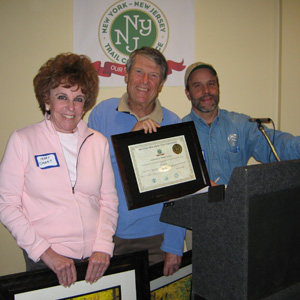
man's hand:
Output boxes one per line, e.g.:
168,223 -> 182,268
163,252 -> 182,276
85,252 -> 110,284
210,180 -> 219,186
131,118 -> 161,133
41,248 -> 77,287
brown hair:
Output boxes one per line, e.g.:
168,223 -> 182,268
33,53 -> 99,114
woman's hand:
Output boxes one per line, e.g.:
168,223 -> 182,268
85,252 -> 110,284
41,248 -> 77,287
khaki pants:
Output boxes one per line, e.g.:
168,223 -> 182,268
113,234 -> 164,266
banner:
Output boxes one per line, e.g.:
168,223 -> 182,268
74,0 -> 195,86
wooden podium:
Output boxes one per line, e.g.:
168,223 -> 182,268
161,159 -> 300,300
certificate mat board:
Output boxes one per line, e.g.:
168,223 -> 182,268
111,121 -> 210,210
0,251 -> 150,300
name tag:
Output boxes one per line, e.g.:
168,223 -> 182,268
35,153 -> 60,169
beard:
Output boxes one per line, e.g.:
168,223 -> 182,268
191,94 -> 219,113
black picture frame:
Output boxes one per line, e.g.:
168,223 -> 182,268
149,250 -> 192,299
111,121 -> 210,210
0,251 -> 150,300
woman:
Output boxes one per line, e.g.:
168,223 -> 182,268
0,53 -> 119,287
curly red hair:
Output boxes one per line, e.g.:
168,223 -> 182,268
33,53 -> 99,114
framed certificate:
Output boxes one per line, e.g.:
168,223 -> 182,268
111,121 -> 210,210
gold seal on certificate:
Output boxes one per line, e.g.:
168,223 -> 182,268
172,143 -> 183,154
111,122 -> 210,210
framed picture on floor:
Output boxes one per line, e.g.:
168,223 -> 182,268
149,250 -> 192,300
0,250 -> 150,300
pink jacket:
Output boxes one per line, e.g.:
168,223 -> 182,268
0,117 -> 119,262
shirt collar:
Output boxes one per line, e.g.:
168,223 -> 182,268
190,108 -> 220,125
118,93 -> 163,123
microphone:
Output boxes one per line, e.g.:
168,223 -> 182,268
249,117 -> 280,161
249,117 -> 271,123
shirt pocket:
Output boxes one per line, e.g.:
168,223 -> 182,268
224,149 -> 244,170
30,207 -> 65,239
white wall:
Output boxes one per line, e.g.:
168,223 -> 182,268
280,0 -> 300,135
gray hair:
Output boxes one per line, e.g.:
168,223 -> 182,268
126,47 -> 168,82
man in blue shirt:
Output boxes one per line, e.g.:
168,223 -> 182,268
183,62 -> 300,186
183,62 -> 300,250
89,47 -> 185,276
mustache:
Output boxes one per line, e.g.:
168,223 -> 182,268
200,94 -> 215,99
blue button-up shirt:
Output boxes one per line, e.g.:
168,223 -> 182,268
183,108 -> 300,185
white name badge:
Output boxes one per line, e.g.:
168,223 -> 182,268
35,153 -> 60,169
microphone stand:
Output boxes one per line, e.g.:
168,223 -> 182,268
256,121 -> 281,162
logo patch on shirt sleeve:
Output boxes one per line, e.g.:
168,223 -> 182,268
35,153 -> 60,169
